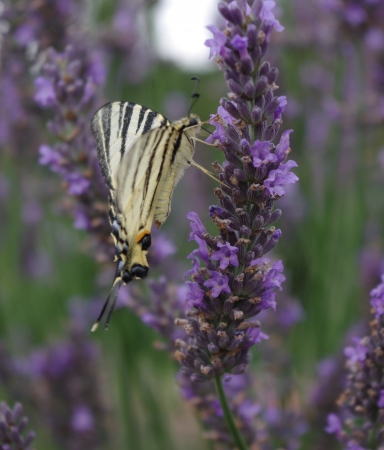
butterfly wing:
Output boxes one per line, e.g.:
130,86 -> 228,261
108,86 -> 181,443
153,117 -> 200,227
91,101 -> 169,191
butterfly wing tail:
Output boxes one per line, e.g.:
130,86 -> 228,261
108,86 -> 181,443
91,277 -> 123,332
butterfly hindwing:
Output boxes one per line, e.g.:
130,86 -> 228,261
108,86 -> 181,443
153,120 -> 199,227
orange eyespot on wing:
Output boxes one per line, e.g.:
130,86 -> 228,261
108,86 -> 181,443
136,229 -> 150,243
136,230 -> 151,251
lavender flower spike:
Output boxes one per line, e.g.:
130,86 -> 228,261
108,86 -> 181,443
0,402 -> 35,450
176,0 -> 297,447
326,274 -> 384,448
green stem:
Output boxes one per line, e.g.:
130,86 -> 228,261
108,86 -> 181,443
214,375 -> 248,450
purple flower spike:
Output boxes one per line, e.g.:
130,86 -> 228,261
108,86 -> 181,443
327,274 -> 384,448
175,2 -> 300,447
179,0 -> 294,389
33,41 -> 111,259
211,242 -> 239,269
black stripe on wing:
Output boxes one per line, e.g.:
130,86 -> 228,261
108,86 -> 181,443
91,101 -> 172,193
139,127 -> 178,228
120,102 -> 135,156
140,128 -> 169,220
136,106 -> 148,134
91,103 -> 114,190
143,110 -> 159,133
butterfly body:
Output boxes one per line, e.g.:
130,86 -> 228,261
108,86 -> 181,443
91,102 -> 201,287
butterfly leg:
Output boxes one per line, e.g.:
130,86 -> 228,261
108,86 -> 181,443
189,160 -> 221,182
189,160 -> 234,191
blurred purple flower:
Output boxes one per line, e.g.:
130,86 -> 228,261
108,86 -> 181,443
70,405 -> 94,432
344,337 -> 368,365
38,145 -> 62,171
0,402 -> 35,450
277,298 -> 304,328
365,28 -> 384,50
260,1 -> 284,32
33,42 -> 112,260
326,274 -> 384,448
378,390 -> 384,408
73,208 -> 91,230
34,77 -> 57,107
325,413 -> 342,436
344,5 -> 367,26
66,173 -> 91,196
25,328 -> 107,449
21,200 -> 42,225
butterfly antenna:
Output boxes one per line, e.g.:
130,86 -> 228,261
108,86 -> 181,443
91,277 -> 122,332
188,76 -> 200,115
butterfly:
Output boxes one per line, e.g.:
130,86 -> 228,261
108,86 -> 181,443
90,101 -> 206,330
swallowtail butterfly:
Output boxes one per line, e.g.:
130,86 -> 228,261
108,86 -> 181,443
90,101 -> 202,330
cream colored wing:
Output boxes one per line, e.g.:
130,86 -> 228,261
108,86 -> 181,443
91,101 -> 169,190
154,120 -> 200,227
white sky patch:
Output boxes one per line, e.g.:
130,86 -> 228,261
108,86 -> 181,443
153,0 -> 219,71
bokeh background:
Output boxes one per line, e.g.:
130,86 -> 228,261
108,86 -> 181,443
1,0 -> 384,448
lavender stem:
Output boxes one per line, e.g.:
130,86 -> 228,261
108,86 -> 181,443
214,375 -> 248,450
